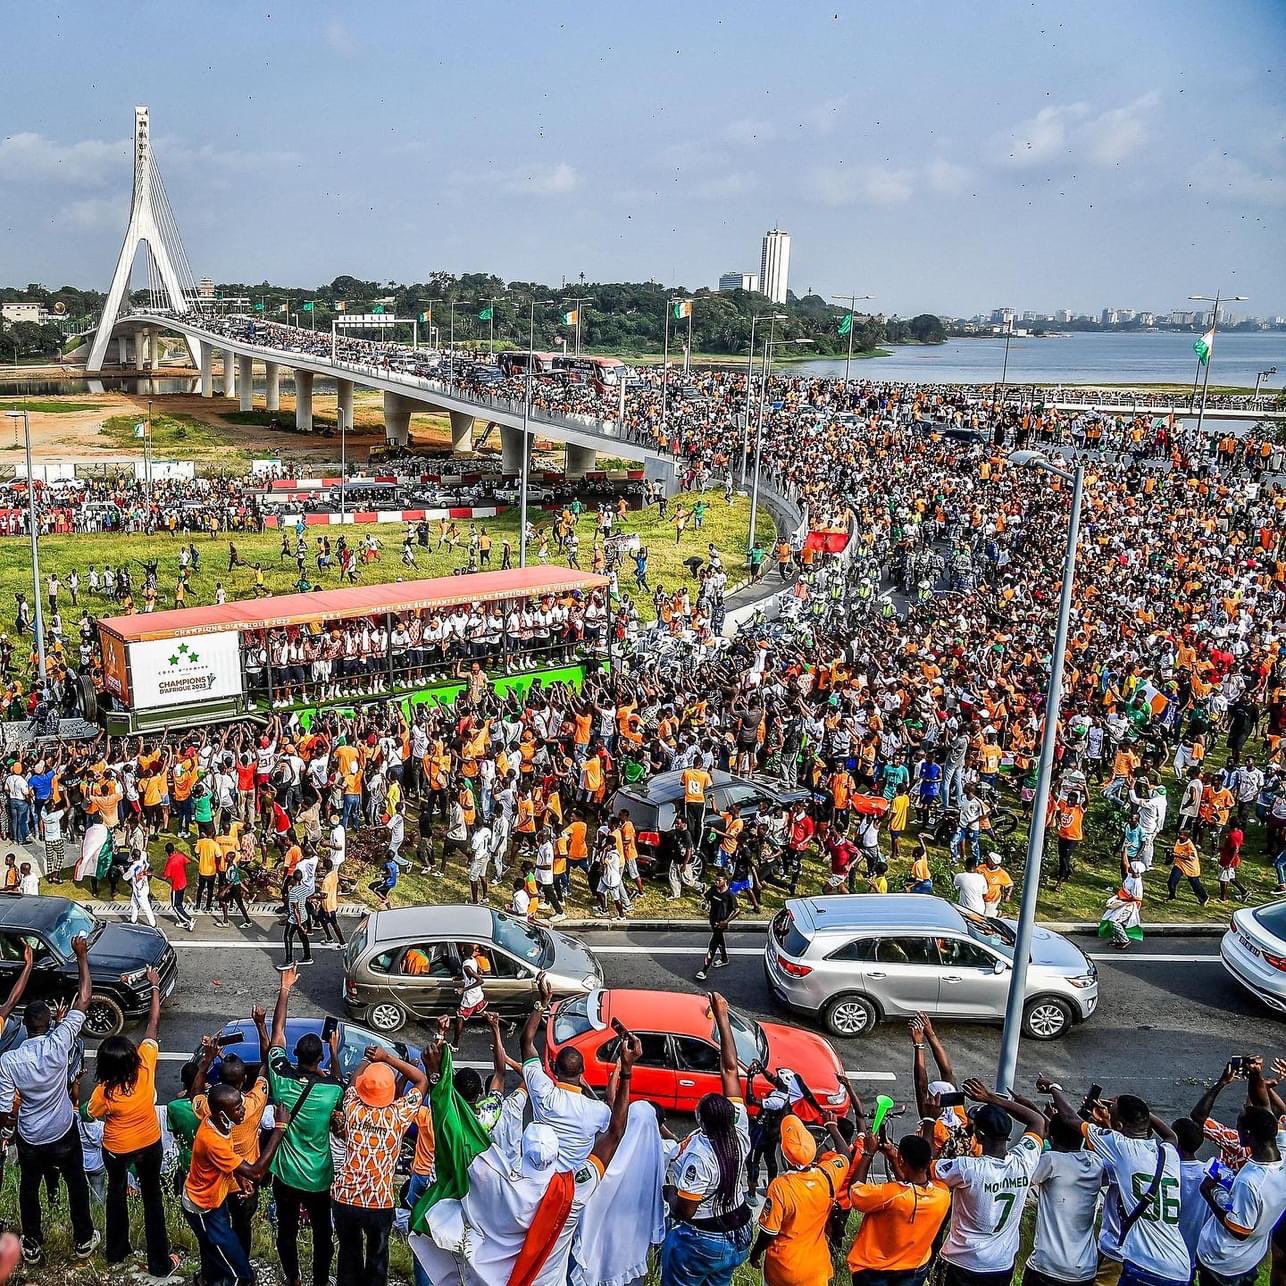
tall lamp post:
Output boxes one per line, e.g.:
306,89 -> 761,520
519,299 -> 556,567
996,449 -> 1085,1094
5,409 -> 46,692
742,312 -> 785,487
1253,366 -> 1278,407
338,406 -> 348,521
748,336 -> 812,552
831,293 -> 874,385
1188,292 -> 1247,440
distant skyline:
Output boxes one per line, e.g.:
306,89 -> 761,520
2,2 -> 1283,316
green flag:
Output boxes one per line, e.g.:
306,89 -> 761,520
253,301 -> 264,312
302,301 -> 314,312
1193,328 -> 1214,365
478,306 -> 493,322
837,312 -> 852,337
372,304 -> 385,315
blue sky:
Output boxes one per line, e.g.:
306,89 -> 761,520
2,1 -> 1283,316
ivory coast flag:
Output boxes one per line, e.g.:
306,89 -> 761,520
411,1045 -> 579,1286
561,308 -> 578,326
1193,328 -> 1214,365
672,299 -> 691,320
334,300 -> 347,312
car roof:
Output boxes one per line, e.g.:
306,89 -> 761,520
617,768 -> 736,804
369,904 -> 493,943
601,989 -> 713,1035
0,895 -> 78,933
788,894 -> 969,936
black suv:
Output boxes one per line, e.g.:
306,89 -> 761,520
0,897 -> 178,1037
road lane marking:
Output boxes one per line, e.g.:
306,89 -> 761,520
1087,953 -> 1220,962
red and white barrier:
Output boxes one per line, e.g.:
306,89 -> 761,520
265,505 -> 509,528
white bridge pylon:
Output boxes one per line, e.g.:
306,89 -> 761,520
86,106 -> 198,372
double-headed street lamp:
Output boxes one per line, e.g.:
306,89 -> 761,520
5,409 -> 46,692
996,448 -> 1085,1094
741,313 -> 786,487
831,293 -> 874,385
519,299 -> 556,568
1254,367 -> 1278,405
747,335 -> 812,552
1188,292 -> 1247,437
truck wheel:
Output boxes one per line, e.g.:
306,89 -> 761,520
84,994 -> 125,1038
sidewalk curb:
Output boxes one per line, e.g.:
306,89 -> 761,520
76,904 -> 1232,937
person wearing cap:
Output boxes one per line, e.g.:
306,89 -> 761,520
928,1078 -> 1047,1286
842,1130 -> 952,1286
331,1042 -> 427,1286
750,1112 -> 852,1285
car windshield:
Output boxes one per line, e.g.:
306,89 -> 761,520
490,911 -> 553,969
959,908 -> 1016,953
336,1024 -> 403,1081
48,905 -> 99,958
1254,904 -> 1286,942
715,1006 -> 768,1068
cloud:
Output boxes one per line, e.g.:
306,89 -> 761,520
58,196 -> 120,231
165,140 -> 303,172
800,96 -> 849,135
807,164 -> 914,206
721,118 -> 777,147
450,161 -> 578,196
0,131 -> 126,186
1081,92 -> 1161,166
1190,151 -> 1286,206
925,158 -> 972,194
323,19 -> 356,56
995,92 -> 1159,170
691,172 -> 758,200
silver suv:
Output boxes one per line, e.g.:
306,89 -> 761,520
765,894 -> 1098,1041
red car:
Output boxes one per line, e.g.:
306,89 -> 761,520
545,988 -> 851,1116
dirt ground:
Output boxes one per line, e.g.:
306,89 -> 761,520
2,379 -> 459,463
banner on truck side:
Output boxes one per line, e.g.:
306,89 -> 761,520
127,631 -> 242,709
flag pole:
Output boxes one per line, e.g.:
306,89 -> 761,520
1195,290 -> 1219,442
661,301 -> 671,444
684,305 -> 693,376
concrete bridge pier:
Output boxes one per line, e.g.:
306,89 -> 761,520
237,356 -> 254,412
383,391 -> 415,447
199,341 -> 215,398
133,335 -> 144,371
116,336 -> 129,365
336,379 -> 355,433
295,370 -> 314,432
222,349 -> 237,398
500,425 -> 526,476
566,444 -> 597,478
449,410 -> 475,454
264,362 -> 280,412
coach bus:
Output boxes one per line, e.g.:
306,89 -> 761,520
93,567 -> 610,734
497,350 -> 559,378
552,355 -> 626,390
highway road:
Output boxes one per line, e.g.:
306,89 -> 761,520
113,917 -> 1278,1124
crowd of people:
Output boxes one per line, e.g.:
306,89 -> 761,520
3,927 -> 1286,1286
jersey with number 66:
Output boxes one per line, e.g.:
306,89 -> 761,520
1084,1125 -> 1191,1282
932,1132 -> 1043,1272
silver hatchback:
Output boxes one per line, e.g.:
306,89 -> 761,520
764,894 -> 1098,1041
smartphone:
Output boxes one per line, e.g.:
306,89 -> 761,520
1229,1057 -> 1246,1073
321,1015 -> 339,1042
939,1091 -> 966,1108
610,1017 -> 634,1041
215,1032 -> 243,1048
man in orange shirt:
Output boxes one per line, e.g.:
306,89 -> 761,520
751,1114 -> 851,1285
842,1132 -> 951,1286
1053,789 -> 1085,888
183,1082 -> 289,1286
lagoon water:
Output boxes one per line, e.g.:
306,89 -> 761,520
796,331 -> 1285,390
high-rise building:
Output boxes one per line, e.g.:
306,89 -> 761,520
759,229 -> 791,304
718,271 -> 759,293
1054,309 -> 1073,323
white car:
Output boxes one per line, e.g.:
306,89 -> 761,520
1221,903 -> 1286,1013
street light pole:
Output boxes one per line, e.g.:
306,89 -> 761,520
145,397 -> 153,502
831,293 -> 873,385
996,451 -> 1085,1094
519,299 -> 556,568
339,407 -> 347,521
741,312 -> 785,487
449,301 -> 459,388
1253,367 -> 1277,407
6,410 -> 45,692
748,333 -> 811,552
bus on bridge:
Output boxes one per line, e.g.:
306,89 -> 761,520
93,567 -> 609,734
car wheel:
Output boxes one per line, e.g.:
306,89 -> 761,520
1023,996 -> 1072,1040
823,994 -> 878,1038
367,1001 -> 408,1034
84,994 -> 125,1038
